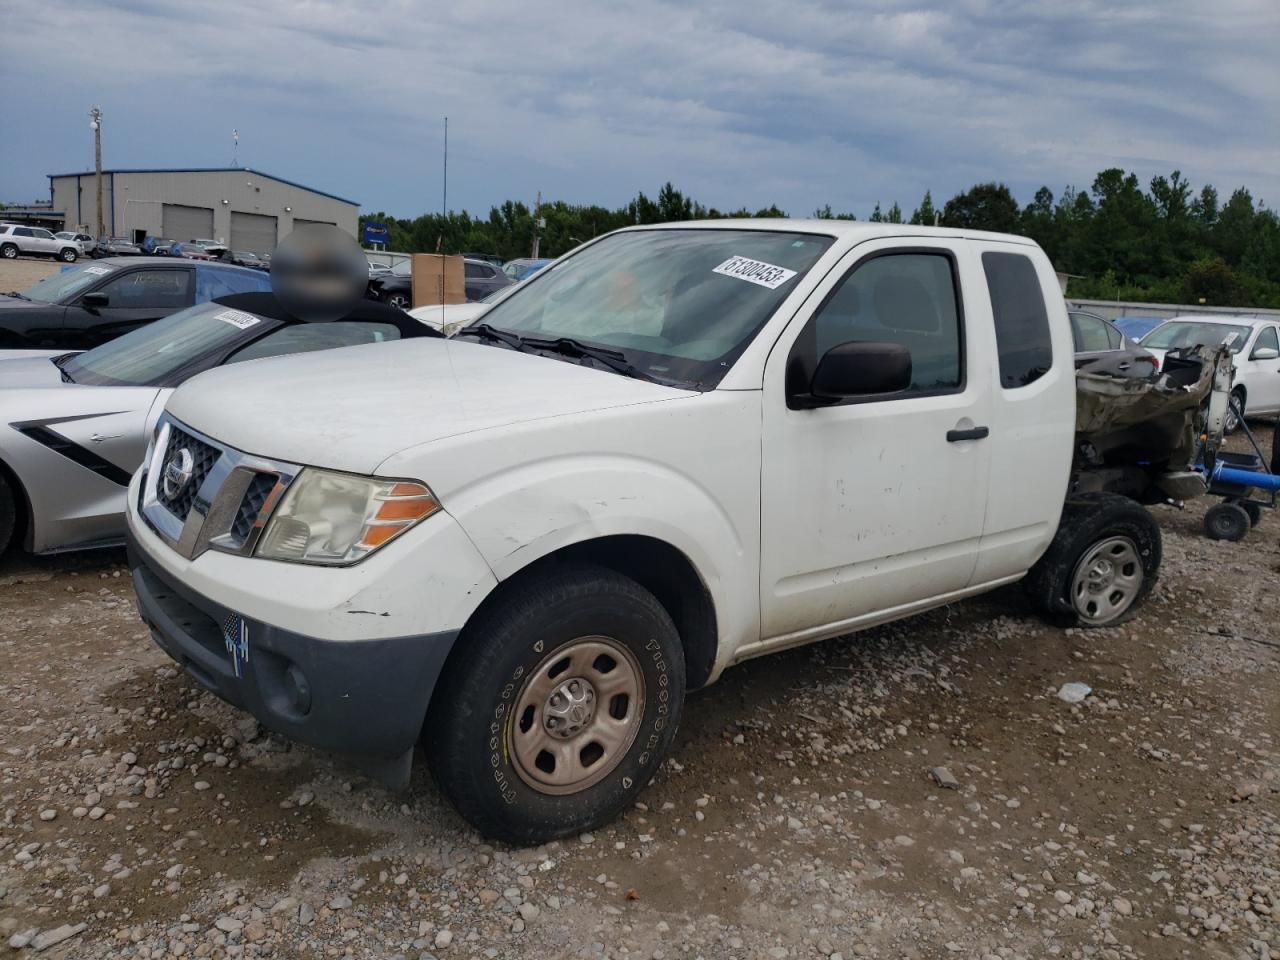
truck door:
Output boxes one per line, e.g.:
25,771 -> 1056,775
969,243 -> 1076,584
1240,324 -> 1280,415
758,239 -> 994,646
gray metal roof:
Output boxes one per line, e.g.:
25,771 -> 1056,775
45,167 -> 358,207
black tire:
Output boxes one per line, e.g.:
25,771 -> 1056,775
0,244 -> 17,260
1025,492 -> 1161,627
1204,502 -> 1250,542
1225,389 -> 1245,434
1241,501 -> 1264,528
59,247 -> 78,263
0,473 -> 16,557
425,563 -> 685,845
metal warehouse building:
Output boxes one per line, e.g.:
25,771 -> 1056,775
47,168 -> 359,254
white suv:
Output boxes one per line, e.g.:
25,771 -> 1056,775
1141,315 -> 1280,431
0,224 -> 81,262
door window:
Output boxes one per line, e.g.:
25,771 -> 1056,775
986,253 -> 1053,387
792,252 -> 962,397
1071,313 -> 1113,352
226,321 -> 401,364
93,269 -> 192,308
1251,326 -> 1279,358
33,229 -> 54,240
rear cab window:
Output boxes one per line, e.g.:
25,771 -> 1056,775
983,252 -> 1052,388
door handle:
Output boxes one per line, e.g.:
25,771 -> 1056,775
947,426 -> 990,442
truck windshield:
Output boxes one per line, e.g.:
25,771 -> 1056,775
60,301 -> 279,386
1142,321 -> 1252,354
474,229 -> 833,389
18,263 -> 117,303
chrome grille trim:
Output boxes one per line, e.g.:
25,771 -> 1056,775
140,414 -> 301,561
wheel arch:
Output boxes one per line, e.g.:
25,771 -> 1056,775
452,534 -> 719,691
0,454 -> 32,552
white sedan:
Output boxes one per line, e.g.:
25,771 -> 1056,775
1141,314 -> 1280,431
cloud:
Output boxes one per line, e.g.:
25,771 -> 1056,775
1,0 -> 1276,218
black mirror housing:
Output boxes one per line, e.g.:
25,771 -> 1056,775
811,340 -> 912,400
81,292 -> 109,309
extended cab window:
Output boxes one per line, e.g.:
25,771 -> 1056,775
791,252 -> 962,397
984,252 -> 1052,388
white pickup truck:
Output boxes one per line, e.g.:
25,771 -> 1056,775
125,221 -> 1164,843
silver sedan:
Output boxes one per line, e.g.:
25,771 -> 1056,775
0,293 -> 439,556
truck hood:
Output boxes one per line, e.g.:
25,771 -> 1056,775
166,337 -> 695,474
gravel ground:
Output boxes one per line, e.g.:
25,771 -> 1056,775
1,432 -> 1278,959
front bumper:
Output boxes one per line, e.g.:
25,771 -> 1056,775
128,528 -> 458,775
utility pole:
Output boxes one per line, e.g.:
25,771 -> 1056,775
532,191 -> 541,258
89,106 -> 104,238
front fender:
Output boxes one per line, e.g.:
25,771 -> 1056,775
437,453 -> 758,665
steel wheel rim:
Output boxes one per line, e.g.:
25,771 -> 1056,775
508,635 -> 645,796
1070,535 -> 1142,625
1225,400 -> 1241,433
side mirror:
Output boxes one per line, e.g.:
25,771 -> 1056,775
81,292 -> 109,309
1250,346 -> 1279,361
811,340 -> 912,400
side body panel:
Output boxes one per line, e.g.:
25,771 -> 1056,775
377,391 -> 763,675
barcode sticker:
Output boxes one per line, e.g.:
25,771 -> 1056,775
214,309 -> 261,329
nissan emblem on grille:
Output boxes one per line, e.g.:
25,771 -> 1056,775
162,448 -> 195,499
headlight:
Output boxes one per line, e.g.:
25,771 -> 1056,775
256,468 -> 439,565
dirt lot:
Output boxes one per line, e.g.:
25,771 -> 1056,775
0,258 -> 62,291
2,434 -> 1278,959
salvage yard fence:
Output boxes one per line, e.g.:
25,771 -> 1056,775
1067,299 -> 1280,322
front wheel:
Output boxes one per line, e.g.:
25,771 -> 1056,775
1224,389 -> 1245,434
0,473 -> 16,557
383,290 -> 411,310
425,563 -> 685,844
1204,502 -> 1250,542
59,247 -> 78,262
1026,493 -> 1161,627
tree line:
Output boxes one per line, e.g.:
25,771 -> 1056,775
361,169 -> 1280,307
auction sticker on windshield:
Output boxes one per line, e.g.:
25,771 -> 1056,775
84,266 -> 112,276
214,309 -> 262,330
712,255 -> 797,289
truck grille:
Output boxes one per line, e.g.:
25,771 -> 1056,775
156,426 -> 220,521
139,415 -> 300,562
231,472 -> 279,541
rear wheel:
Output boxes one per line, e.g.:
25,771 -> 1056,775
383,290 -> 411,310
1242,501 -> 1264,528
425,563 -> 685,844
1026,493 -> 1161,627
0,243 -> 17,260
1204,502 -> 1250,542
0,473 -> 16,557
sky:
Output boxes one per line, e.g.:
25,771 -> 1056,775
3,0 -> 1278,220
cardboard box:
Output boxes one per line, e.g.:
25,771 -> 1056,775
411,254 -> 466,308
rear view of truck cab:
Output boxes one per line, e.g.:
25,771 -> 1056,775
126,221 -> 1165,843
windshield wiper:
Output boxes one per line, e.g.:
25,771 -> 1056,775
454,322 -> 528,352
4,290 -> 32,301
50,355 -> 76,383
520,336 -> 659,383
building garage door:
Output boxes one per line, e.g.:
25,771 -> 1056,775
292,218 -> 336,232
162,204 -> 213,241
230,212 -> 278,254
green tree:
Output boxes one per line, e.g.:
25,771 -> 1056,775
939,182 -> 1020,233
909,190 -> 936,226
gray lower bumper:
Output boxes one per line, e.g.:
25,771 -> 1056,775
127,530 -> 459,785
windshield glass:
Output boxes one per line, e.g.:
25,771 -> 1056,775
1142,321 -> 1252,354
61,301 -> 279,386
477,229 -> 833,388
18,262 -> 117,303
